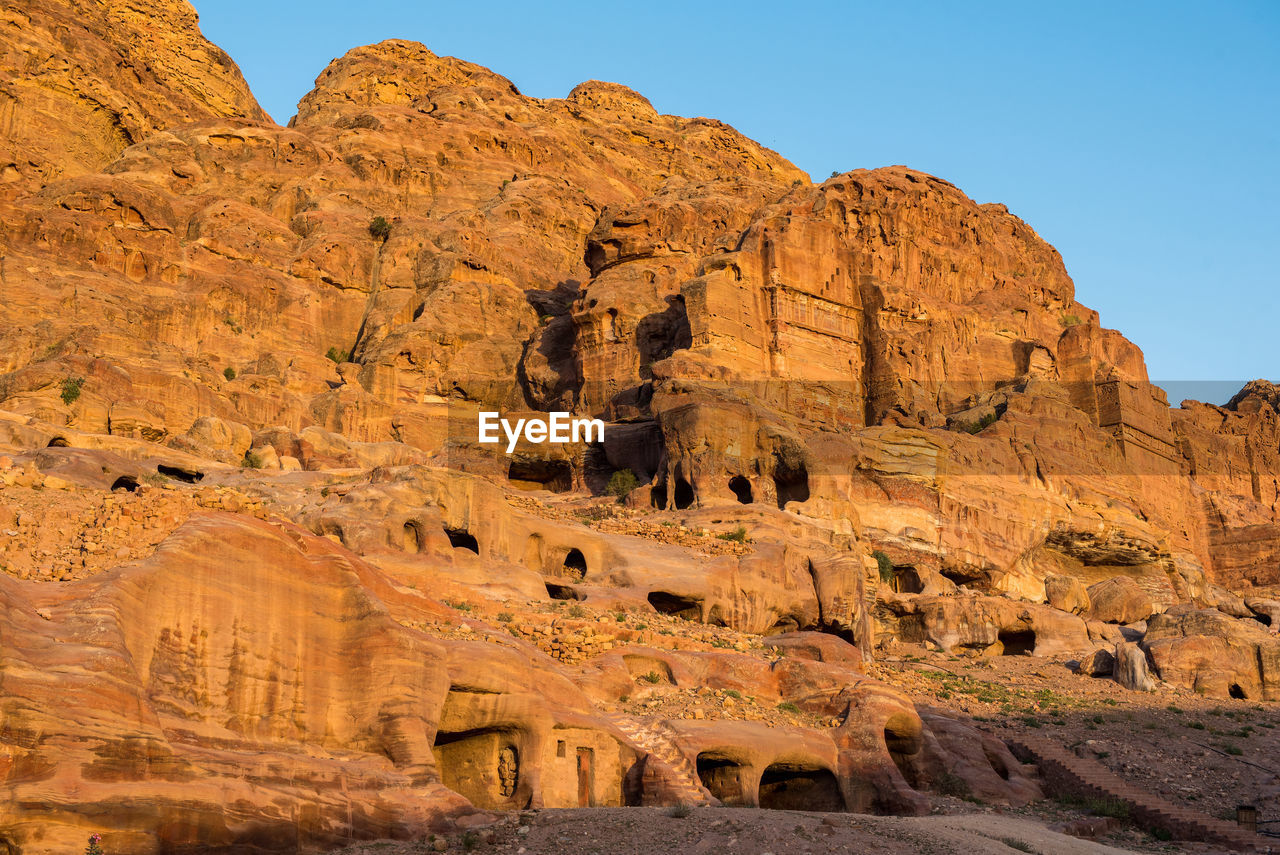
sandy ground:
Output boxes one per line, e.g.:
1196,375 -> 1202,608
331,806 -> 1216,855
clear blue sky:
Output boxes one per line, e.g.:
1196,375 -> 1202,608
198,1 -> 1277,403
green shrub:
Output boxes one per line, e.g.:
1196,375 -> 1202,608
223,366 -> 236,381
496,612 -> 513,622
999,838 -> 1035,853
325,346 -> 351,364
873,550 -> 894,584
223,316 -> 243,334
667,803 -> 692,818
716,525 -> 748,543
962,412 -> 999,434
777,701 -> 800,713
60,376 -> 85,405
642,671 -> 662,684
368,215 -> 392,242
606,468 -> 639,499
241,449 -> 265,469
1060,312 -> 1083,327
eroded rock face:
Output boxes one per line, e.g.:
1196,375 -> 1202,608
0,1 -> 1278,848
0,0 -> 268,182
1144,609 -> 1280,700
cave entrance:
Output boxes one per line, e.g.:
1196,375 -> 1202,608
507,458 -> 573,493
728,476 -> 753,504
157,464 -> 203,483
651,486 -> 668,510
647,591 -> 701,621
773,456 -> 809,509
673,477 -> 694,510
110,476 -> 139,492
445,527 -> 480,553
1230,683 -> 1247,699
403,521 -> 424,554
889,566 -> 924,595
433,727 -> 522,810
696,755 -> 750,806
546,582 -> 582,601
758,764 -> 844,811
998,628 -> 1036,656
47,437 -> 70,448
563,548 -> 587,581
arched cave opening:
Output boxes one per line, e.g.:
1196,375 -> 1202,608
889,566 -> 924,595
758,764 -> 844,812
696,754 -> 750,806
402,521 -> 424,554
545,582 -> 582,601
47,436 -> 70,448
157,464 -> 204,483
650,485 -> 668,511
773,456 -> 809,509
998,627 -> 1036,656
1230,683 -> 1247,700
563,548 -> 587,581
433,726 -> 523,810
728,475 -> 753,504
673,477 -> 694,510
647,591 -> 701,621
444,527 -> 480,554
110,476 -> 139,492
982,743 -> 1011,781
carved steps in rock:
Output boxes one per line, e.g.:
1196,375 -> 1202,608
1006,735 -> 1271,853
609,713 -> 717,806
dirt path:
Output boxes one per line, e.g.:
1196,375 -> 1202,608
333,806 -> 1194,855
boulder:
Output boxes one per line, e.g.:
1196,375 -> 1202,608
1113,641 -> 1155,691
1144,608 -> 1280,700
1086,577 -> 1153,624
1044,574 -> 1090,615
1078,647 -> 1115,677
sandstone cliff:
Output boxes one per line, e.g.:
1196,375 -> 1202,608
1,2 -> 1278,852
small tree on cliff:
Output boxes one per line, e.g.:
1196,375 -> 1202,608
368,216 -> 392,243
85,833 -> 105,855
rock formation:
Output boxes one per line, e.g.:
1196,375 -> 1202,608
0,0 -> 1278,851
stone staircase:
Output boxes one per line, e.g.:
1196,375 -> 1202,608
1006,735 -> 1272,853
609,714 -> 717,806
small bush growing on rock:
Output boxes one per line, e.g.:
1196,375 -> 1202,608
777,701 -> 800,713
606,468 -> 639,499
961,412 -> 999,434
642,671 -> 662,684
223,367 -> 236,381
325,346 -> 351,364
716,525 -> 748,543
1060,312 -> 1083,327
85,834 -> 105,855
60,376 -> 85,405
496,612 -> 513,622
935,770 -> 974,801
368,215 -> 392,242
241,449 -> 265,469
667,803 -> 692,818
223,316 -> 243,334
872,550 -> 894,584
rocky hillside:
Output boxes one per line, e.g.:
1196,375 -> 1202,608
1,1 -> 1278,853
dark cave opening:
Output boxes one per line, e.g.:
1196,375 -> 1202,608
445,527 -> 480,553
647,591 -> 701,621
